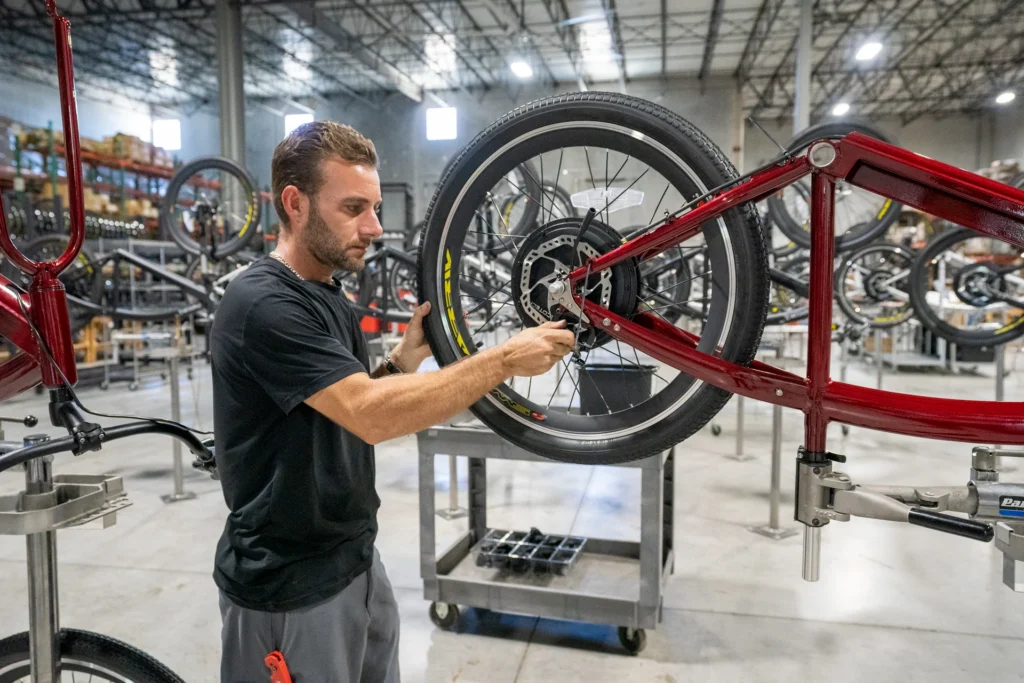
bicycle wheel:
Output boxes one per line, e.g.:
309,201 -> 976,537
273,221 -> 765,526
767,121 -> 901,253
835,243 -> 915,329
909,228 -> 1024,347
5,235 -> 102,334
160,156 -> 261,257
387,258 -> 419,313
418,92 -> 768,464
0,629 -> 183,682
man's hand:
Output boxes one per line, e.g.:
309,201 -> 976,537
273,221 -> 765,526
390,302 -> 432,372
500,320 -> 576,377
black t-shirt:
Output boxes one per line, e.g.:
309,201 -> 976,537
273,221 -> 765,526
210,257 -> 377,612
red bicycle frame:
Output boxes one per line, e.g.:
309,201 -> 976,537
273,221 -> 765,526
0,0 -> 82,398
570,134 -> 1024,452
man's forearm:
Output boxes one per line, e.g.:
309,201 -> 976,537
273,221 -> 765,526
356,348 -> 510,443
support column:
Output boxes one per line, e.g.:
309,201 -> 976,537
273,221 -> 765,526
793,0 -> 813,135
216,0 -> 246,164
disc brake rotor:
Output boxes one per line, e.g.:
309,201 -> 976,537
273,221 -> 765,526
510,218 -> 639,348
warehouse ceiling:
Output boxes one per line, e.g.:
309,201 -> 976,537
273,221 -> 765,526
0,0 -> 1021,123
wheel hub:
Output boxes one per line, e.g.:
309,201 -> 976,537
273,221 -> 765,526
864,269 -> 896,301
954,263 -> 1001,307
510,218 -> 639,342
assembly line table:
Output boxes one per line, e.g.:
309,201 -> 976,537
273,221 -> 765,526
417,423 -> 674,654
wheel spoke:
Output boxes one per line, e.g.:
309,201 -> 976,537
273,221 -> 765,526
648,182 -> 671,226
561,358 -> 582,414
549,148 -> 565,223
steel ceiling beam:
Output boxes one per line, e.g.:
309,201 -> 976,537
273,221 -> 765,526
735,0 -> 786,81
810,0 -> 929,112
289,2 -> 423,102
602,0 -> 628,90
492,0 -> 559,87
537,0 -> 587,90
698,0 -> 725,83
410,0 -> 495,90
348,0 -> 474,96
244,7 -> 376,105
847,0 -> 976,110
660,0 -> 667,77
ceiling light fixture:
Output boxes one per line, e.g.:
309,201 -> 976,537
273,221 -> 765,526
855,42 -> 883,61
832,102 -> 850,116
996,91 -> 1016,105
509,60 -> 533,80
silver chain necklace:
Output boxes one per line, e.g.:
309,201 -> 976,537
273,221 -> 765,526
269,251 -> 303,281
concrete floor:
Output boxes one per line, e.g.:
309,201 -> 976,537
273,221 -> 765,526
1,348 -> 1024,682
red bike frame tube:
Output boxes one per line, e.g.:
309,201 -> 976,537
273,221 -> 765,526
568,155 -> 813,285
0,3 -> 83,388
583,299 -> 1024,445
803,173 -> 836,454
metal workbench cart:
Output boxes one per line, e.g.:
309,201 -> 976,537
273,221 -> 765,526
418,424 -> 675,655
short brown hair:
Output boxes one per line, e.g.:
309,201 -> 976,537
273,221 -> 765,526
271,120 -> 378,227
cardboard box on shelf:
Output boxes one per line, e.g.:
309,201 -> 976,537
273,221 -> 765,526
863,334 -> 893,354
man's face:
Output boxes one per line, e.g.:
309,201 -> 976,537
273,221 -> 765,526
300,158 -> 383,272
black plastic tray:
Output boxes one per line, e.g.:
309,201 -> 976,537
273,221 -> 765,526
474,527 -> 586,575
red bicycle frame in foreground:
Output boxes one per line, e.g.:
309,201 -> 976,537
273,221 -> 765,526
570,133 -> 1024,453
0,1 -> 82,400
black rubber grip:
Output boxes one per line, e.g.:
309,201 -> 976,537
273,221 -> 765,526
908,508 -> 994,542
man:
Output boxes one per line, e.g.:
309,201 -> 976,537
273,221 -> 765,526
210,120 -> 575,682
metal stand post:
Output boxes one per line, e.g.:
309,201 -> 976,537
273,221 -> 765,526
875,328 -> 884,389
163,352 -> 196,503
24,435 -> 59,683
436,454 -> 467,520
726,395 -> 755,461
802,526 -> 821,582
750,402 -> 798,539
996,344 -> 1006,402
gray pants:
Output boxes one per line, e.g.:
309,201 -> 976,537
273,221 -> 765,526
220,549 -> 400,683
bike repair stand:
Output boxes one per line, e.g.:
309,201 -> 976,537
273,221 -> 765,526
0,434 -> 131,682
156,344 -> 196,504
749,397 -> 800,540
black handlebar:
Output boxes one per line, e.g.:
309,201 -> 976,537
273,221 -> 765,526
0,420 -> 214,475
908,508 -> 994,542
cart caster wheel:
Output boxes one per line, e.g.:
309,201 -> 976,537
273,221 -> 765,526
160,373 -> 167,381
129,382 -> 139,391
618,627 -> 646,655
841,425 -> 850,436
187,370 -> 194,380
429,602 -> 459,630
34,385 -> 44,395
99,381 -> 109,391
711,424 -> 722,436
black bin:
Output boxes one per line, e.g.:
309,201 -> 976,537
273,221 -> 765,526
578,364 -> 656,415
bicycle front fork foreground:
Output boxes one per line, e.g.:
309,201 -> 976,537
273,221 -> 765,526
795,445 -> 1024,591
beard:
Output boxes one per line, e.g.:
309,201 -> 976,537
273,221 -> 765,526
303,201 -> 367,273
